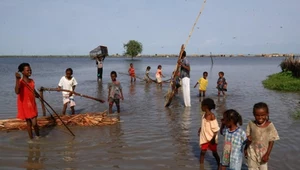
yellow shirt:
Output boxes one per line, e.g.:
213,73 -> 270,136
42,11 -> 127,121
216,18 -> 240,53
198,77 -> 208,91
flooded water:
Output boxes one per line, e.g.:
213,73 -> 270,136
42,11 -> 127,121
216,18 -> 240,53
0,56 -> 299,170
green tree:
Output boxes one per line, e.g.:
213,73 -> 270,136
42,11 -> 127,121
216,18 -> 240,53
123,40 -> 143,59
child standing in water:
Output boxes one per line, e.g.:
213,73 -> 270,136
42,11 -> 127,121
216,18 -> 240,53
220,109 -> 247,170
143,66 -> 152,83
194,71 -> 208,97
198,98 -> 220,168
156,65 -> 165,86
108,71 -> 124,114
58,68 -> 78,115
245,102 -> 279,170
15,63 -> 40,139
128,63 -> 136,82
217,71 -> 227,96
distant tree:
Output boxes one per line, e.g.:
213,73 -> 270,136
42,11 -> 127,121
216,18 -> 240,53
123,40 -> 143,59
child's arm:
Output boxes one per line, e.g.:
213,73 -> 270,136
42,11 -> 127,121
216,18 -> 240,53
70,85 -> 76,97
194,82 -> 198,88
120,89 -> 124,100
261,141 -> 274,163
107,87 -> 111,102
15,72 -> 21,94
198,127 -> 201,136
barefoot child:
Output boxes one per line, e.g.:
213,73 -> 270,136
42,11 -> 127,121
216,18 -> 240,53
217,71 -> 227,96
108,71 -> 124,114
245,102 -> 280,170
58,68 -> 78,115
15,63 -> 40,139
220,109 -> 247,170
155,65 -> 165,86
194,71 -> 208,97
198,98 -> 220,168
128,63 -> 136,82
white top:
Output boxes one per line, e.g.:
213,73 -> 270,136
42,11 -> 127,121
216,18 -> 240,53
96,58 -> 103,68
58,76 -> 78,95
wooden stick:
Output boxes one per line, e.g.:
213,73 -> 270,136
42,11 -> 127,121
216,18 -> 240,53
40,87 -> 105,103
39,88 -> 46,116
165,0 -> 207,107
21,80 -> 75,136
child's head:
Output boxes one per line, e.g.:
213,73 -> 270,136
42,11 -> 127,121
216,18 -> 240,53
157,65 -> 162,69
65,68 -> 73,79
181,50 -> 186,59
203,71 -> 208,78
253,102 -> 269,125
201,98 -> 216,111
18,63 -> 31,77
223,109 -> 243,128
218,71 -> 224,77
130,63 -> 133,67
146,66 -> 151,71
110,71 -> 117,81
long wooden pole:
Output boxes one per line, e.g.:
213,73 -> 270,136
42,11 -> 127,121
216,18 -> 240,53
40,87 -> 105,103
165,0 -> 207,107
39,88 -> 46,116
22,80 -> 75,136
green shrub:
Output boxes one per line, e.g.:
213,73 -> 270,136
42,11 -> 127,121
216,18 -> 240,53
262,71 -> 300,91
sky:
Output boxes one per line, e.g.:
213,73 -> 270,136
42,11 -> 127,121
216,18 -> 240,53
0,0 -> 299,55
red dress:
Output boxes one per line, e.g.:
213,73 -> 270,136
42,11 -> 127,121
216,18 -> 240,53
129,67 -> 135,77
17,79 -> 38,120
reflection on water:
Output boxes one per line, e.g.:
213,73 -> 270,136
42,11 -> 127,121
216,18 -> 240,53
25,143 -> 43,170
0,57 -> 299,170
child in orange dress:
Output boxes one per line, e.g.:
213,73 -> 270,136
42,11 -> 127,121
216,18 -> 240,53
156,65 -> 165,86
15,63 -> 40,139
128,63 -> 136,82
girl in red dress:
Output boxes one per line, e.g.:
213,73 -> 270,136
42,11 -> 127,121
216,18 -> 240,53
128,63 -> 136,82
15,63 -> 40,139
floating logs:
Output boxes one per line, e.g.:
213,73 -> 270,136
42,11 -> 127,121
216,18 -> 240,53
0,111 -> 119,131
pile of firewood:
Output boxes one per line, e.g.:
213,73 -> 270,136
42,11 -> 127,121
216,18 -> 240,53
0,111 -> 119,131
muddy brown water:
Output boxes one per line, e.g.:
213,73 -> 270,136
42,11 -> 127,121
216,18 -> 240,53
0,57 -> 299,170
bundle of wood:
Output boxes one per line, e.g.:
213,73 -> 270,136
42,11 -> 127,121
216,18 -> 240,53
0,112 -> 119,131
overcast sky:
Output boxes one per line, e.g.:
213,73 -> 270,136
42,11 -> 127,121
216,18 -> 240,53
0,0 -> 298,55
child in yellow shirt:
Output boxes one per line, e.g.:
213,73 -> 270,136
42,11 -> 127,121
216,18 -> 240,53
194,71 -> 208,97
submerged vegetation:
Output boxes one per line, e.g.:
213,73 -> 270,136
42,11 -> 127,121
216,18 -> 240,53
263,57 -> 300,91
292,110 -> 300,120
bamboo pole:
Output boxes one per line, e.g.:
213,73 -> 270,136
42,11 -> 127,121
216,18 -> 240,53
39,88 -> 46,116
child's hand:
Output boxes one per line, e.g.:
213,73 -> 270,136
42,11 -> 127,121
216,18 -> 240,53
121,96 -> 124,100
69,92 -> 73,97
261,154 -> 270,163
15,72 -> 21,79
244,149 -> 248,159
194,85 -> 196,88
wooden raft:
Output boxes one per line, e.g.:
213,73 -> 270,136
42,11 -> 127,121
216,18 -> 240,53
0,112 -> 119,131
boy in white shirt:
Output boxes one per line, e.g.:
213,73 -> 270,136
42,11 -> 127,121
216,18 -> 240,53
58,68 -> 78,115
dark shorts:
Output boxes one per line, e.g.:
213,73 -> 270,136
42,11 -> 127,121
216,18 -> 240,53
109,98 -> 120,105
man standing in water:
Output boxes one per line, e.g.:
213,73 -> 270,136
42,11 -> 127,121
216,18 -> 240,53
96,54 -> 104,82
178,51 -> 191,107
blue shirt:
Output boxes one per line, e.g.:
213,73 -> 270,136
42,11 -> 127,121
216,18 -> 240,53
221,127 -> 247,170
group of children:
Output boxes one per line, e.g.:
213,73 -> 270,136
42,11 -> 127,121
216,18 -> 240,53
194,71 -> 227,97
128,63 -> 166,86
15,62 -> 280,170
199,98 -> 279,170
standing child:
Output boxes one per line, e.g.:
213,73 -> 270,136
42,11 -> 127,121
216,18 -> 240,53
144,66 -> 152,83
220,109 -> 247,170
108,71 -> 124,114
217,71 -> 227,96
155,65 -> 165,86
198,98 -> 220,168
245,102 -> 280,170
15,63 -> 40,139
194,71 -> 208,97
128,63 -> 136,82
58,68 -> 78,115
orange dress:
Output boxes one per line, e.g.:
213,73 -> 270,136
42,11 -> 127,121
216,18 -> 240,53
17,79 -> 38,120
129,67 -> 135,77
